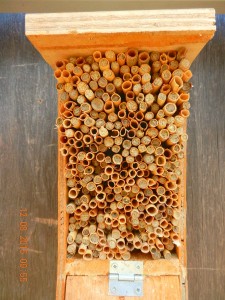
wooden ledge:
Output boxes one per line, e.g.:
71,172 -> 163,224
26,9 -> 215,68
65,256 -> 180,276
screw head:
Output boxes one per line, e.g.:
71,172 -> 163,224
111,287 -> 117,294
135,287 -> 141,295
112,263 -> 117,269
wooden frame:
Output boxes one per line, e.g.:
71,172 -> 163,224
26,9 -> 215,300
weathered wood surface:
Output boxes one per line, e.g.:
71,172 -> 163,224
0,13 -> 225,300
0,13 -> 58,300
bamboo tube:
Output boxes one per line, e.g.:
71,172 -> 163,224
56,60 -> 67,71
83,134 -> 93,145
110,93 -> 121,107
103,136 -> 114,148
166,50 -> 176,62
179,109 -> 190,118
133,83 -> 142,95
172,68 -> 183,78
97,78 -> 108,91
177,93 -> 190,106
179,58 -> 190,72
104,101 -> 114,114
155,238 -> 164,251
66,202 -> 76,214
124,91 -> 134,103
60,91 -> 70,102
54,69 -> 65,83
103,69 -> 115,82
176,47 -> 187,61
73,66 -> 83,77
157,93 -> 166,107
169,60 -> 179,72
112,154 -> 123,165
164,180 -> 177,191
110,61 -> 119,75
170,76 -> 183,92
123,72 -> 132,81
141,73 -> 151,85
130,65 -> 139,75
81,72 -> 91,84
133,235 -> 142,249
142,82 -> 153,94
90,62 -> 99,72
182,69 -> 192,82
105,83 -> 115,95
163,103 -> 177,116
122,80 -> 132,93
135,178 -> 148,189
120,65 -> 130,77
146,204 -> 158,216
160,84 -> 171,95
121,252 -> 131,261
90,70 -> 101,82
163,249 -> 172,259
68,188 -> 78,199
132,74 -> 141,85
160,53 -> 168,65
78,244 -> 87,255
67,243 -> 77,256
152,60 -> 161,74
138,51 -> 150,65
67,231 -> 77,244
161,69 -> 171,83
167,92 -> 179,104
107,252 -> 114,260
174,115 -> 185,127
92,51 -> 102,62
83,64 -> 91,73
95,89 -> 105,101
83,249 -> 93,261
61,70 -> 71,82
117,52 -> 126,66
126,48 -> 138,67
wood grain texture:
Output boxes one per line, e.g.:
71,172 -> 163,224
186,14 -> 225,300
25,9 -> 215,68
65,275 -> 181,300
0,14 -> 58,300
0,13 -> 225,300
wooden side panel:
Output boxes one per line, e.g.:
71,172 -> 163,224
56,103 -> 68,300
65,275 -> 181,300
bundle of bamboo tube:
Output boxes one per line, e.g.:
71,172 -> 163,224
55,48 -> 191,260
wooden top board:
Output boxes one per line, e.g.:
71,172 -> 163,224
26,9 -> 215,68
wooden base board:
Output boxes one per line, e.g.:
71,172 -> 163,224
65,275 -> 181,300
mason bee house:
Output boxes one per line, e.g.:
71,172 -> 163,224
26,9 -> 215,300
